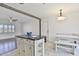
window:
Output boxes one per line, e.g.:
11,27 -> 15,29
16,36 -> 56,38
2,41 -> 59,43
8,25 -> 12,32
0,25 -> 3,33
0,38 -> 17,55
4,25 -> 8,32
11,24 -> 15,32
0,24 -> 15,33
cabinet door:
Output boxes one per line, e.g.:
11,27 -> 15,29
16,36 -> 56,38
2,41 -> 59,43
16,38 -> 25,56
19,49 -> 25,56
35,38 -> 44,56
24,44 -> 32,56
19,39 -> 25,56
16,39 -> 33,56
20,39 -> 25,48
15,49 -> 20,56
24,40 -> 33,56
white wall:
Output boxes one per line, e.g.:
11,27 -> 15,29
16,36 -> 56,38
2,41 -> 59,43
54,12 -> 79,35
41,18 -> 54,41
23,18 -> 39,35
41,11 -> 79,41
40,11 -> 79,50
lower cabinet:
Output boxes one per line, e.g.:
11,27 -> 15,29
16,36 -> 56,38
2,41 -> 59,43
35,38 -> 44,56
16,39 -> 33,56
24,45 -> 33,56
16,38 -> 44,56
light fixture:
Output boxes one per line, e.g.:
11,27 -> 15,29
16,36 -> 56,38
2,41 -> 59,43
57,9 -> 65,20
9,16 -> 17,23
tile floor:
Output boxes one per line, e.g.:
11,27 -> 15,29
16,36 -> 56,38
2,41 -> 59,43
44,41 -> 73,56
44,48 -> 73,56
1,41 -> 75,56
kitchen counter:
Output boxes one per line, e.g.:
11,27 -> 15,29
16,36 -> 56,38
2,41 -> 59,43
16,35 -> 45,41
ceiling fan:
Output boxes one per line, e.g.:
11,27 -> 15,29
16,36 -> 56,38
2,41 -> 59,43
9,16 -> 18,23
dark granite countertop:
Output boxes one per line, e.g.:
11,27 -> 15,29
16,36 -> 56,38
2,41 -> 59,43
16,35 -> 45,41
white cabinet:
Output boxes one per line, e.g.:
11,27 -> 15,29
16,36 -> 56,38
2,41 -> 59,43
35,38 -> 44,56
16,38 -> 44,56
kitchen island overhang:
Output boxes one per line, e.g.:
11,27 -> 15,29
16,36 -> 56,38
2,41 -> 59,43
16,35 -> 44,41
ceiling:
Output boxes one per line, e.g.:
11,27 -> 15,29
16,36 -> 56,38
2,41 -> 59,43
0,3 -> 79,21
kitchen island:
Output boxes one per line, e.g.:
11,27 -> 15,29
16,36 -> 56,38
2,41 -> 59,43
16,35 -> 44,56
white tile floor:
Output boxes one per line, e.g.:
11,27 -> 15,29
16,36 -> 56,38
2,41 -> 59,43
44,41 -> 73,56
44,48 -> 73,56
1,41 -> 75,56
